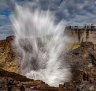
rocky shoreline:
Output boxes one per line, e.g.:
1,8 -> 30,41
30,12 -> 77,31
0,68 -> 96,91
0,36 -> 96,91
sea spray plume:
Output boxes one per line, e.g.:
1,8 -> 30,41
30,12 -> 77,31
11,4 -> 71,86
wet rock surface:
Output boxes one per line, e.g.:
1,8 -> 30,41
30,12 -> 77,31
0,70 -> 96,91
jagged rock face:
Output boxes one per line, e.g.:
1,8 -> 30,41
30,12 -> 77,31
0,69 -> 79,91
0,36 -> 19,73
0,68 -> 96,91
65,42 -> 96,83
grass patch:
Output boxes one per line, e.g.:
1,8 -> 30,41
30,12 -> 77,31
70,42 -> 80,49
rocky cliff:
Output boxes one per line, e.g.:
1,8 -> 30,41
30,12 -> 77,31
0,36 -> 96,91
0,36 -> 19,73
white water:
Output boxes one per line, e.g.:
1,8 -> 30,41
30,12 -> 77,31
11,4 -> 71,87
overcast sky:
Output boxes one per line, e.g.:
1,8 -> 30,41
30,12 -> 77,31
0,0 -> 96,39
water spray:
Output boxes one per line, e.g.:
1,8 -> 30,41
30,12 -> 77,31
11,4 -> 71,86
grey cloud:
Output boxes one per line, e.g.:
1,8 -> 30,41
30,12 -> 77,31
0,0 -> 96,27
67,10 -> 96,25
11,0 -> 96,24
59,0 -> 96,16
0,0 -> 15,12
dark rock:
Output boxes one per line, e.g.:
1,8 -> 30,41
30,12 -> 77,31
6,36 -> 15,42
65,42 -> 96,84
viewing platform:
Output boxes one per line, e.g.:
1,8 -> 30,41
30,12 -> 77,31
65,24 -> 96,43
